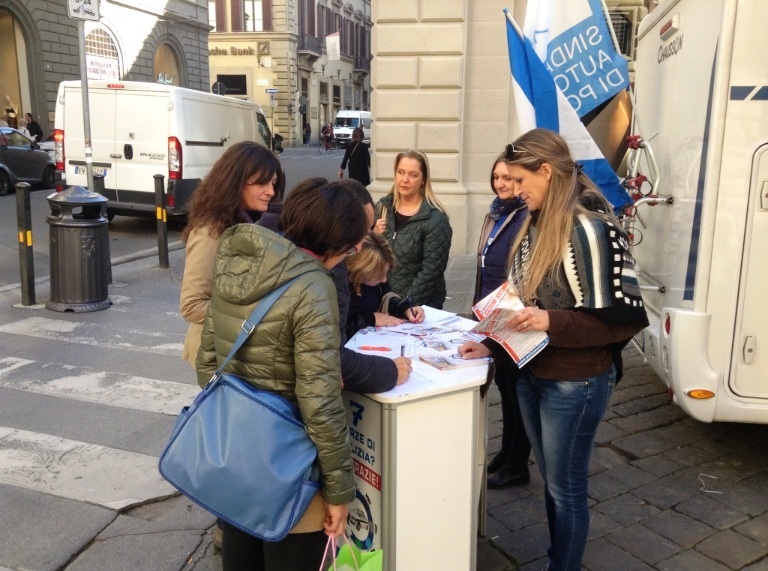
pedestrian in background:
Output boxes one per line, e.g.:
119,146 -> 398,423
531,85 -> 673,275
338,127 -> 370,186
321,122 -> 333,150
459,151 -> 531,488
17,118 -> 31,139
459,129 -> 648,571
303,122 -> 311,147
24,112 -> 43,142
196,180 -> 368,570
180,142 -> 284,369
373,150 -> 452,309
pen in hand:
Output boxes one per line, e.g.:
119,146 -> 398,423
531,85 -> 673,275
406,296 -> 415,315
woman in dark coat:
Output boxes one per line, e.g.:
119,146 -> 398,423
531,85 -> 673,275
338,127 -> 370,186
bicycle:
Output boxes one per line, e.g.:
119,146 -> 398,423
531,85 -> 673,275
318,137 -> 338,153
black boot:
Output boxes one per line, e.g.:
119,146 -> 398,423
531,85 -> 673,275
487,464 -> 530,488
487,452 -> 507,475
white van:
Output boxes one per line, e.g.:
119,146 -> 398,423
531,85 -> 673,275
627,0 -> 768,423
53,80 -> 272,219
333,110 -> 371,148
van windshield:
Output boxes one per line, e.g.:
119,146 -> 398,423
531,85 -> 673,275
334,117 -> 359,128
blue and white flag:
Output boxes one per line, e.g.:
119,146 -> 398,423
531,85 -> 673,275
505,9 -> 631,209
523,0 -> 629,117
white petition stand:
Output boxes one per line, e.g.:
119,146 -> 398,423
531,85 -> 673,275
342,309 -> 488,571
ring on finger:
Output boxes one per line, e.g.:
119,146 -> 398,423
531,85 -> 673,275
523,321 -> 529,328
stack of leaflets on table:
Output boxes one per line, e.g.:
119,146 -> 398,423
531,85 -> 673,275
419,353 -> 492,371
470,281 -> 549,367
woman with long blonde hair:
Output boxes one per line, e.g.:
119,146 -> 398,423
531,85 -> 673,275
373,150 -> 452,308
460,129 -> 647,571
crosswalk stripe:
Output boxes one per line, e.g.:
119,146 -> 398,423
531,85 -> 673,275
0,316 -> 183,356
0,426 -> 176,510
0,357 -> 199,416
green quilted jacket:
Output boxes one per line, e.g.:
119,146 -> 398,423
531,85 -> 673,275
196,224 -> 355,506
375,193 -> 453,309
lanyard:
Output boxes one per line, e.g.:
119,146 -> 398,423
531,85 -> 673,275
481,217 -> 506,268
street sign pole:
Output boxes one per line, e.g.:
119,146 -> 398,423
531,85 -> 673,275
77,20 -> 94,192
68,0 -> 101,192
266,88 -> 278,145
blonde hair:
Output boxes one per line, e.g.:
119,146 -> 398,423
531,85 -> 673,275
346,232 -> 396,290
505,129 -> 613,302
388,150 -> 447,216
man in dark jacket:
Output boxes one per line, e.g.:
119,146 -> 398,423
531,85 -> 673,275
335,181 -> 411,393
24,113 -> 43,142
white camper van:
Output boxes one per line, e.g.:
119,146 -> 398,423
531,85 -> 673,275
54,80 -> 272,219
333,110 -> 371,148
627,0 -> 768,423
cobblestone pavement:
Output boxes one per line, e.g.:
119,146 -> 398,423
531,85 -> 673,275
439,255 -> 768,571
3,251 -> 766,570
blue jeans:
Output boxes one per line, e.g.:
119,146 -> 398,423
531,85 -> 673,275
516,366 -> 616,571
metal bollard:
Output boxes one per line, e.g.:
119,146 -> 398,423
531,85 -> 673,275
15,182 -> 35,305
154,174 -> 169,269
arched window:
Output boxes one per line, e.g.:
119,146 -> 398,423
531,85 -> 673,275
154,43 -> 180,85
84,24 -> 121,80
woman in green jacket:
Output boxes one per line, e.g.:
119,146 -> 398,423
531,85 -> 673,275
374,150 -> 453,309
197,179 -> 369,571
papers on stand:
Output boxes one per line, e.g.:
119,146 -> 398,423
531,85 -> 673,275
345,307 -> 491,400
471,281 -> 549,367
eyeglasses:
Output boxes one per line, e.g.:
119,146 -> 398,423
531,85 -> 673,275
504,144 -> 527,160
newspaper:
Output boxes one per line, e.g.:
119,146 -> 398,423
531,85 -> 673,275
470,281 -> 549,367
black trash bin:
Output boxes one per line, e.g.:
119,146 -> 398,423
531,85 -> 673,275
46,186 -> 111,312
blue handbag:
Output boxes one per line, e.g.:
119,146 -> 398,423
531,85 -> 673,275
158,275 -> 321,542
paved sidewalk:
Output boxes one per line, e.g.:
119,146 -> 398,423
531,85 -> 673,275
187,254 -> 768,570
2,250 -> 767,570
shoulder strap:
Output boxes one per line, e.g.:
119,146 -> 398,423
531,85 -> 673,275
208,274 -> 305,385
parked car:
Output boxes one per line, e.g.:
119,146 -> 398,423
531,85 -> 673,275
38,134 -> 56,162
0,127 -> 55,195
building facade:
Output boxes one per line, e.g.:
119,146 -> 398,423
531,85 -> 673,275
0,0 -> 210,136
369,0 -> 652,255
207,0 -> 372,147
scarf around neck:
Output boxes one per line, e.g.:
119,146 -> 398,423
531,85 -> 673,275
489,197 -> 523,221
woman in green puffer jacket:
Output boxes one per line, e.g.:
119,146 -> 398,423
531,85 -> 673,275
196,179 -> 368,571
373,150 -> 453,309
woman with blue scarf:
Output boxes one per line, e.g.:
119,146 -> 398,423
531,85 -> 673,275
470,151 -> 531,488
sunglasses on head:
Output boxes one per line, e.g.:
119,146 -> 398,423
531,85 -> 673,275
504,144 -> 527,160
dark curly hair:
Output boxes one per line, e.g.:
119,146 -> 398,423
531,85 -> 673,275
182,141 -> 284,242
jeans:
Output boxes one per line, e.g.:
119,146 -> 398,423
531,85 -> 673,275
516,366 -> 617,571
